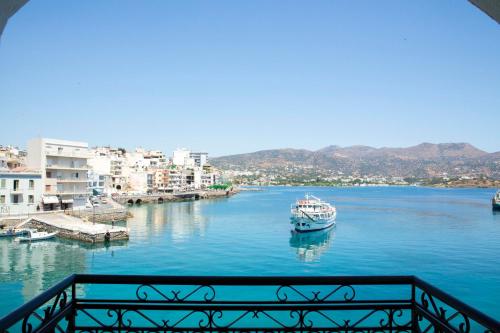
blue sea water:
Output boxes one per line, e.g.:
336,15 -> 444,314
0,186 -> 499,319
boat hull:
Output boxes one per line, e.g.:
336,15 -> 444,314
15,232 -> 58,242
493,200 -> 500,211
291,216 -> 336,232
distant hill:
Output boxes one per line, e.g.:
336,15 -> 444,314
211,143 -> 500,178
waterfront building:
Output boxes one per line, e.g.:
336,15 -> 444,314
172,148 -> 194,167
189,152 -> 208,168
27,138 -> 91,210
110,157 -> 127,191
147,172 -> 154,193
126,171 -> 150,193
87,170 -> 111,196
88,147 -> 127,193
143,150 -> 168,168
0,169 -> 42,216
167,168 -> 184,190
201,172 -> 217,188
153,169 -> 170,192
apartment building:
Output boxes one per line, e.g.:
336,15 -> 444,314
167,168 -> 184,190
172,148 -> 193,167
153,169 -> 170,192
0,170 -> 42,215
190,152 -> 208,168
27,138 -> 91,210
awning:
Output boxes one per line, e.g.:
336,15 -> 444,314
42,196 -> 59,204
61,199 -> 74,204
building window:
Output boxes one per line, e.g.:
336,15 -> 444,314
0,195 -> 5,204
45,185 -> 51,191
28,195 -> 34,204
12,194 -> 19,204
29,180 -> 34,189
0,179 -> 5,188
13,180 -> 19,191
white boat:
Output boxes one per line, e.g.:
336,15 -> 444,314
493,190 -> 500,211
15,230 -> 58,242
290,194 -> 336,232
0,228 -> 31,237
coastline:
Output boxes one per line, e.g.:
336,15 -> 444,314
238,182 -> 500,189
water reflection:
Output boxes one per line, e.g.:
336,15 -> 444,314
289,227 -> 335,262
128,202 -> 210,242
0,238 -> 128,304
167,202 -> 209,241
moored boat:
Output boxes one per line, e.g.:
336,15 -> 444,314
290,194 -> 336,232
15,230 -> 58,242
493,190 -> 500,211
0,228 -> 31,237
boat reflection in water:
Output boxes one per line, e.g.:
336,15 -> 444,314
289,226 -> 335,262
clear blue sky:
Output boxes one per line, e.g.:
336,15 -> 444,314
0,0 -> 499,156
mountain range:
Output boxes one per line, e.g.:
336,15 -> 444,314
211,143 -> 500,179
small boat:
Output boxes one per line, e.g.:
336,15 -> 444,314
15,230 -> 58,242
493,190 -> 500,211
290,194 -> 336,232
0,228 -> 31,237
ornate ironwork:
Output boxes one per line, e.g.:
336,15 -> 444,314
0,275 -> 498,333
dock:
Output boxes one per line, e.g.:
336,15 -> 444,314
18,214 -> 129,243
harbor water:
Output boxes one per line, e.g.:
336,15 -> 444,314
0,186 -> 499,318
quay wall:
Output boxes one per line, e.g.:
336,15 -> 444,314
115,189 -> 239,205
66,209 -> 130,224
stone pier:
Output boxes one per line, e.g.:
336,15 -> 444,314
18,214 -> 129,243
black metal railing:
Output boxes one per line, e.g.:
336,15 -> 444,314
0,275 -> 498,333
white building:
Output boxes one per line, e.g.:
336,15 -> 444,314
190,152 -> 208,168
172,148 -> 194,167
87,170 -> 111,196
27,138 -> 91,210
0,170 -> 43,216
167,168 -> 184,190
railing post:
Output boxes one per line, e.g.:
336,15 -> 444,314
67,281 -> 76,333
411,282 -> 419,333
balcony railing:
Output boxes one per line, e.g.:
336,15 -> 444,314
0,275 -> 498,333
55,179 -> 88,183
55,190 -> 91,196
46,165 -> 89,171
45,150 -> 91,159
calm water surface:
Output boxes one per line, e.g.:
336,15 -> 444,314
1,186 -> 499,318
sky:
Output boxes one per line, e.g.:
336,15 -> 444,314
0,0 -> 499,156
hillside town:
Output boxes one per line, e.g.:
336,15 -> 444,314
0,138 -> 227,216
